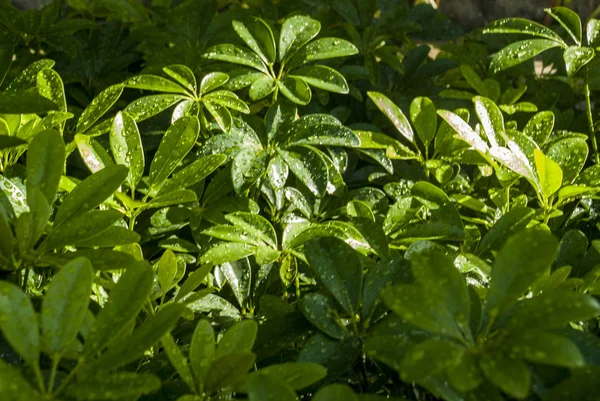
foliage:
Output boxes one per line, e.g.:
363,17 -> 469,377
1,1 -> 600,401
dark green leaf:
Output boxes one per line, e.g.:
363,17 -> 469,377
233,17 -> 276,65
93,303 -> 185,371
484,229 -> 558,323
36,68 -> 66,112
124,94 -> 185,122
216,319 -> 257,357
300,293 -> 348,340
477,207 -> 535,256
204,44 -> 268,73
304,237 -> 362,316
278,147 -> 328,196
149,116 -> 200,191
26,129 -> 65,204
124,75 -> 188,94
190,319 -> 215,384
246,373 -> 297,401
66,372 -> 161,400
42,257 -> 92,357
204,352 -> 256,394
482,18 -> 565,42
524,111 -> 554,145
479,353 -> 530,399
0,91 -> 59,114
83,261 -> 154,356
285,114 -> 359,147
54,164 -> 128,226
252,362 -> 326,390
291,65 -> 349,94
546,6 -> 582,44
312,384 -> 358,401
278,76 -> 311,105
288,38 -> 359,68
163,65 -> 197,93
505,331 -> 584,367
400,339 -> 464,382
0,281 -> 40,366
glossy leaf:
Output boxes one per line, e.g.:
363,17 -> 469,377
190,320 -> 215,384
0,92 -> 59,114
163,65 -> 197,93
77,84 -> 123,134
482,18 -> 565,42
285,114 -> 360,147
249,74 -> 276,100
524,110 -> 554,145
312,384 -> 358,401
246,374 -> 297,401
368,91 -> 414,144
546,137 -> 588,183
278,76 -> 311,105
204,352 -> 256,394
252,362 -> 327,390
232,17 -> 276,65
37,68 -> 66,112
304,237 -> 362,316
161,332 -> 196,392
490,39 -> 562,73
291,65 -> 349,94
279,15 -> 320,62
124,75 -> 188,94
288,37 -> 359,67
149,116 -> 200,190
216,319 -> 258,357
54,164 -> 128,226
110,111 -> 144,190
534,148 -> 562,199
124,94 -> 185,122
278,147 -> 328,196
410,96 -> 436,147
200,72 -> 229,95
300,292 -> 348,340
564,46 -> 595,76
546,6 -> 582,44
204,44 -> 268,73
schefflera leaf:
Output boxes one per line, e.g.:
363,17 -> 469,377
483,229 -> 558,326
41,257 -> 93,358
382,246 -> 471,342
110,111 -> 144,191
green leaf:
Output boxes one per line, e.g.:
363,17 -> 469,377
203,90 -> 250,114
279,15 -> 321,62
0,359 -> 38,399
42,257 -> 93,357
477,206 -> 535,256
110,111 -> 144,190
6,59 -> 55,92
161,332 -> 196,392
505,331 -> 584,367
94,303 -> 185,371
26,129 -> 65,204
534,148 -> 562,199
291,65 -> 349,94
249,74 -> 277,101
246,374 -> 297,401
479,353 -> 530,399
225,212 -> 278,248
204,44 -> 268,73
252,362 -> 327,390
216,319 -> 258,357
587,19 -> 600,46
124,94 -> 185,122
200,72 -> 229,95
149,116 -> 200,191
123,75 -> 188,94
0,91 -> 59,114
147,189 -> 197,208
0,281 -> 40,366
75,134 -> 114,173
313,384 -> 358,401
233,17 -> 276,65
564,46 -> 595,76
66,372 -> 161,400
0,135 -> 26,150
354,130 -> 416,159
285,114 -> 360,147
163,65 -> 197,93
546,137 -> 588,184
190,320 -> 215,385
368,91 -> 414,144
304,237 -> 362,316
54,164 -> 128,226
199,242 -> 256,266
546,6 -> 582,44
484,229 -> 558,323
410,96 -> 436,147
437,109 -> 489,154
15,187 -> 49,252
400,339 -> 464,382
37,68 -> 67,112
490,39 -> 562,73
288,38 -> 358,67
447,352 -> 483,392
300,292 -> 349,340
0,45 -> 12,88
74,226 -> 140,248
474,96 -> 504,148
508,291 -> 600,330
524,111 -> 554,145
157,249 -> 178,297
77,84 -> 123,134
203,100 -> 233,132
204,352 -> 256,394
482,18 -> 565,43
278,76 -> 311,105
278,147 -> 328,196
83,261 -> 154,356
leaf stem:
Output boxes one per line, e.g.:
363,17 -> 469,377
48,355 -> 61,393
585,69 -> 599,164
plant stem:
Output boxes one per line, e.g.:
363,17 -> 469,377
585,69 -> 599,164
48,356 -> 61,393
34,363 -> 46,394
